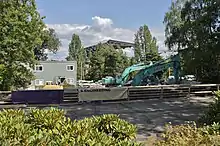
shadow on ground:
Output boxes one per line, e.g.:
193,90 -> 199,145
60,96 -> 214,141
0,96 -> 214,141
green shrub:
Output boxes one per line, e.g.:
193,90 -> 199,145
0,108 -> 142,146
152,90 -> 220,146
154,122 -> 220,146
92,114 -> 137,141
200,90 -> 220,125
202,122 -> 220,135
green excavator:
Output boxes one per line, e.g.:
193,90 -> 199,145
102,61 -> 153,87
102,54 -> 181,87
131,54 -> 181,86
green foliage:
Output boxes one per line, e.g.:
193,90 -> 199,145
87,43 -> 130,81
0,0 -> 46,90
202,122 -> 220,135
163,0 -> 188,50
155,122 -> 220,146
66,33 -> 86,80
163,0 -> 190,78
92,114 -> 137,141
103,45 -> 130,77
199,91 -> 220,125
129,57 -> 136,66
66,34 -> 82,61
87,43 -> 106,80
164,0 -> 220,83
34,28 -> 61,61
155,90 -> 220,145
0,108 -> 141,146
0,64 -> 6,85
134,24 -> 162,63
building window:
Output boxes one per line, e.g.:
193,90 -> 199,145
66,65 -> 74,71
35,65 -> 43,72
35,79 -> 44,86
66,78 -> 74,85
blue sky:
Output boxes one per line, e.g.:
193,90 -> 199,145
36,0 -> 173,60
37,0 -> 171,28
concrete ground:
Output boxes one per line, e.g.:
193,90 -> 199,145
61,96 -> 214,141
0,96 -> 214,141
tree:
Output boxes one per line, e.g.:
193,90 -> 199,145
164,0 -> 220,83
134,25 -> 162,63
0,0 -> 46,90
129,57 -> 136,66
66,34 -> 86,80
163,0 -> 190,78
104,45 -> 130,77
87,43 -> 106,80
163,0 -> 189,51
0,64 -> 6,87
34,28 -> 61,61
134,33 -> 141,62
87,43 -> 130,81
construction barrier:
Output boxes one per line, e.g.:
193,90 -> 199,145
78,87 -> 128,101
11,89 -> 64,104
0,84 -> 219,104
63,88 -> 78,102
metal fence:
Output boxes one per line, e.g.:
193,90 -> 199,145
0,84 -> 219,104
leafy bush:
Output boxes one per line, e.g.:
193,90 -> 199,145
154,122 -> 220,146
199,91 -> 220,125
0,108 -> 141,146
92,114 -> 137,141
153,91 -> 220,146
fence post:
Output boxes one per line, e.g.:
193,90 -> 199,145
127,87 -> 130,101
77,88 -> 79,102
160,86 -> 163,99
187,86 -> 191,98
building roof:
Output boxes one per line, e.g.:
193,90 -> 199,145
84,39 -> 134,50
39,60 -> 76,63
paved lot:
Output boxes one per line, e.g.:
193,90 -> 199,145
0,96 -> 214,141
61,96 -> 213,141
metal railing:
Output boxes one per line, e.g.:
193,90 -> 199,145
0,84 -> 218,104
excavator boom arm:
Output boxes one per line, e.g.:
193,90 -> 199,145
131,54 -> 180,86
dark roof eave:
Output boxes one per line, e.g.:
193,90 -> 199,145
84,39 -> 134,49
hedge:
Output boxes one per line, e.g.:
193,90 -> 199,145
153,91 -> 220,146
2,91 -> 220,145
154,122 -> 220,146
199,91 -> 220,125
0,108 -> 142,146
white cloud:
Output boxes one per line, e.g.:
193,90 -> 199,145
92,16 -> 113,28
46,16 -> 170,60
